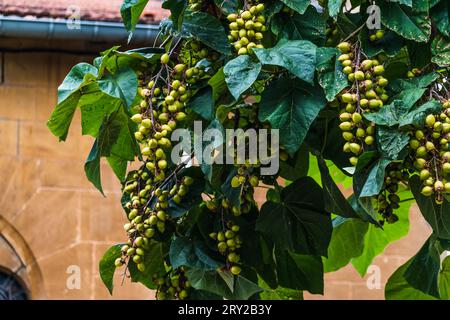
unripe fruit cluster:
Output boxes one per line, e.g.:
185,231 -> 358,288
227,4 -> 266,55
376,163 -> 408,225
188,0 -> 203,11
181,40 -> 219,67
132,51 -> 208,183
369,29 -> 385,42
336,42 -> 389,166
410,101 -> 450,204
325,22 -> 339,46
154,267 -> 190,300
209,221 -> 242,276
117,175 -> 194,271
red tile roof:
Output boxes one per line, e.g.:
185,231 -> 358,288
0,0 -> 168,24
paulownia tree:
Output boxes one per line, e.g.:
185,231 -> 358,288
47,0 -> 450,300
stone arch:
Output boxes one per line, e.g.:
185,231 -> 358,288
0,215 -> 46,299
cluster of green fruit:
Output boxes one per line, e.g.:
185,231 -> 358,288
131,52 -> 207,182
336,41 -> 389,166
410,101 -> 450,204
406,68 -> 421,78
227,3 -> 266,55
188,0 -> 204,11
154,268 -> 190,300
325,22 -> 339,46
376,163 -> 408,225
369,29 -> 385,42
179,40 -> 219,67
117,174 -> 194,271
209,221 -> 242,275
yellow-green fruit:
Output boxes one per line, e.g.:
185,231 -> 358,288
443,162 -> 450,173
373,65 -> 385,75
349,157 -> 358,166
349,143 -> 361,154
339,122 -> 353,131
365,135 -> 374,145
337,42 -> 351,53
176,112 -> 187,121
342,132 -> 354,141
420,169 -> 431,180
249,175 -> 259,187
355,71 -> 365,81
238,47 -> 247,55
361,59 -> 373,70
131,114 -> 142,123
435,180 -> 444,192
160,53 -> 170,64
230,266 -> 242,275
227,13 -> 238,22
231,176 -> 241,188
425,114 -> 436,127
421,186 -> 433,196
352,112 -> 363,123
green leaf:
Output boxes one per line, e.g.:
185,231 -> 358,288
376,126 -> 409,160
316,47 -> 348,101
256,177 -> 332,256
208,68 -> 229,101
324,217 -> 368,272
271,8 -> 326,46
254,40 -> 317,84
352,200 -> 413,276
85,108 -> 138,194
398,100 -> 443,127
259,78 -> 326,155
439,256 -> 450,300
99,244 -> 122,294
189,86 -> 214,120
182,11 -> 231,55
79,90 -> 122,137
410,175 -> 450,240
47,91 -> 83,141
317,156 -> 359,218
328,0 -> 344,18
359,27 -> 405,58
186,269 -> 263,300
169,236 -> 223,270
431,0 -> 449,37
98,67 -> 138,108
120,0 -> 149,32
128,241 -> 166,289
47,63 -> 98,140
162,0 -> 187,30
106,155 -> 128,182
356,157 -> 392,198
213,0 -> 239,15
385,260 -> 438,300
431,34 -> 450,67
274,248 -> 324,294
115,47 -> 165,62
280,0 -> 310,14
380,2 -> 431,42
221,168 -> 243,210
58,63 -> 98,103
404,236 -> 441,298
390,71 -> 439,92
224,55 -> 262,100
279,144 -> 310,181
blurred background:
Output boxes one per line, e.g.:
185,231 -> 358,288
0,0 -> 432,300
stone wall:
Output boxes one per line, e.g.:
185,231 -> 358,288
0,47 -> 432,299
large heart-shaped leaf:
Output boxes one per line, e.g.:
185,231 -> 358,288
259,78 -> 326,155
224,55 -> 262,100
256,177 -> 332,256
253,40 -> 317,84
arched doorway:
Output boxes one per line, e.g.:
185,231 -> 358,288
0,216 -> 46,299
0,267 -> 28,300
